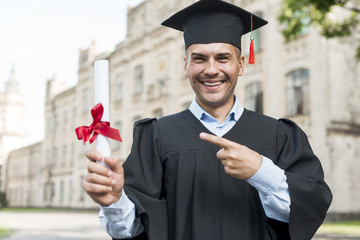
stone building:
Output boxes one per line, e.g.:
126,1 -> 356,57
0,65 -> 26,196
4,0 -> 360,219
5,142 -> 42,207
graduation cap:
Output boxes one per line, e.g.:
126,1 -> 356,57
161,0 -> 268,64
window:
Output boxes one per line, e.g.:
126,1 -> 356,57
134,65 -> 144,95
46,149 -> 51,167
50,182 -> 55,200
72,107 -> 77,128
286,69 -> 309,117
115,73 -> 124,101
245,82 -> 263,113
253,25 -> 262,53
53,147 -> 58,166
43,183 -> 48,202
71,143 -> 75,163
60,181 -> 64,203
79,175 -> 85,202
46,117 -> 52,136
54,114 -> 59,133
62,145 -> 67,165
244,12 -> 264,55
63,111 -> 69,130
69,180 -> 73,203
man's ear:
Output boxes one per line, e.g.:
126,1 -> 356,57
238,55 -> 245,76
184,57 -> 189,77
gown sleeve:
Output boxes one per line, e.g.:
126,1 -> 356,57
274,119 -> 332,240
119,118 -> 167,240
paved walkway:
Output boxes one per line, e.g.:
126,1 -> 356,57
0,211 -> 110,240
1,211 -> 359,239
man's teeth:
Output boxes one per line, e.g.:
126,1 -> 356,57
203,81 -> 222,86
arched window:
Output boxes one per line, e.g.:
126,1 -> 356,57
245,82 -> 263,113
286,69 -> 309,117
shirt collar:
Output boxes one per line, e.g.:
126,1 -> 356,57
189,95 -> 244,122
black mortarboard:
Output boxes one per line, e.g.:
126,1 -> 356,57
161,0 -> 268,52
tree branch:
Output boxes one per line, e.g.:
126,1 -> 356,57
343,6 -> 360,13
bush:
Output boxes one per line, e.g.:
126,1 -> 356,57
0,192 -> 7,208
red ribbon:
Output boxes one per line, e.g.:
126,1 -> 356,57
75,103 -> 122,144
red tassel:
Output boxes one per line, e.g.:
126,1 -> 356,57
249,36 -> 255,64
248,14 -> 255,64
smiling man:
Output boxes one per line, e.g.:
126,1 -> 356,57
186,43 -> 243,122
82,1 -> 332,240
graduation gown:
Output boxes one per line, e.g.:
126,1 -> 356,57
121,109 -> 332,240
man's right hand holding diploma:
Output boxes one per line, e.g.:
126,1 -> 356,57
83,149 -> 124,206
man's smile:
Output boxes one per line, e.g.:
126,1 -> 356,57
203,81 -> 223,86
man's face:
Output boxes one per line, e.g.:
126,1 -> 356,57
184,43 -> 244,112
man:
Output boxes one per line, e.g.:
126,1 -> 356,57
83,1 -> 332,239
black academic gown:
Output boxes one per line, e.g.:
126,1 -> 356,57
120,109 -> 332,240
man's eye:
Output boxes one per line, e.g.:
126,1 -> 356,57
218,56 -> 229,61
193,57 -> 205,61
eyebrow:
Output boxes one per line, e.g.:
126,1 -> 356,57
191,51 -> 233,58
191,52 -> 206,58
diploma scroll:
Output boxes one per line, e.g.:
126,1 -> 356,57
94,60 -> 111,168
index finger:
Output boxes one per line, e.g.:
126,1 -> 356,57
199,132 -> 232,149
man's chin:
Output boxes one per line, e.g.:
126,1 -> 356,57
199,97 -> 225,108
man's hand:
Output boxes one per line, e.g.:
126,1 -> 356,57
82,149 -> 124,206
200,132 -> 263,180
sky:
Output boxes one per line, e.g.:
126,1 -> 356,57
0,0 -> 144,145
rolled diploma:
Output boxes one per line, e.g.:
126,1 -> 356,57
94,60 -> 111,168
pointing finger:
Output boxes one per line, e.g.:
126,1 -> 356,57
199,132 -> 232,149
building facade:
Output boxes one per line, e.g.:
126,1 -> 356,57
0,65 -> 26,198
5,0 -> 360,218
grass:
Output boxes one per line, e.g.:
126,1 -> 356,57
0,225 -> 13,239
318,220 -> 360,235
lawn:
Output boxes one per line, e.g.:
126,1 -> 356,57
0,225 -> 12,239
318,220 -> 360,234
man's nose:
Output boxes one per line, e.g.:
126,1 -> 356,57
204,59 -> 219,76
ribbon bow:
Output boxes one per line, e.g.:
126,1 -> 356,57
75,103 -> 122,144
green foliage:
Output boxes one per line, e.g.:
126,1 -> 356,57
278,0 -> 360,61
0,192 -> 6,208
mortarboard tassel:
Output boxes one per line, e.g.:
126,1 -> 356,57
248,13 -> 255,64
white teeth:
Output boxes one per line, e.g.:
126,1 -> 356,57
203,81 -> 222,86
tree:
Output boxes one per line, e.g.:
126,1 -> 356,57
278,0 -> 360,61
